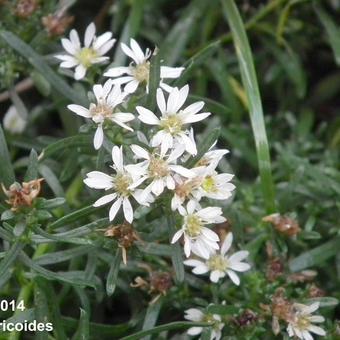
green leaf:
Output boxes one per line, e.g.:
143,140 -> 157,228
39,135 -> 93,160
146,50 -> 161,111
48,205 -> 98,230
184,128 -> 220,168
38,164 -> 65,197
120,322 -> 210,340
106,249 -> 121,296
221,0 -> 276,213
37,197 -> 66,210
314,4 -> 340,66
31,70 -> 51,97
0,125 -> 15,186
24,149 -> 39,181
34,246 -> 93,265
160,0 -> 210,66
304,297 -> 339,308
0,240 -> 25,288
142,298 -> 162,340
135,241 -> 172,257
167,212 -> 185,283
34,279 -> 49,340
0,30 -> 88,106
72,309 -> 89,340
289,237 -> 340,272
206,304 -> 239,315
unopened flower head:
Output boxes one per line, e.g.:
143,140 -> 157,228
130,144 -> 194,198
67,80 -> 134,149
3,105 -> 27,134
104,38 -> 184,93
287,302 -> 326,340
84,146 -> 150,223
137,85 -> 210,155
184,308 -> 224,340
184,232 -> 250,284
56,22 -> 115,80
171,201 -> 224,258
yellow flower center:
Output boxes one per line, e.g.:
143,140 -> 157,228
207,255 -> 228,272
202,176 -> 217,193
114,173 -> 132,197
76,47 -> 98,68
296,316 -> 311,330
90,103 -> 112,118
148,156 -> 169,178
186,214 -> 203,237
132,62 -> 150,83
160,115 -> 183,135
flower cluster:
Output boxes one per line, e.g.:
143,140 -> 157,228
58,22 -> 251,340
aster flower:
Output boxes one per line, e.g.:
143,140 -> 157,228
136,85 -> 210,155
83,146 -> 150,223
184,233 -> 250,284
171,160 -> 235,211
130,144 -> 194,198
3,105 -> 27,134
184,308 -> 224,340
55,22 -> 115,80
287,302 -> 326,340
67,80 -> 134,149
104,38 -> 184,93
171,201 -> 223,259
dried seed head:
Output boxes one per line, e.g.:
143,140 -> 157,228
308,284 -> 325,298
15,0 -> 38,18
42,13 -> 74,37
150,271 -> 172,295
266,257 -> 284,282
271,288 -> 295,323
235,309 -> 258,327
2,178 -> 44,211
263,213 -> 301,237
104,222 -> 139,249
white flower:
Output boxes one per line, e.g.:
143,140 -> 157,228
184,308 -> 224,340
171,201 -> 223,259
130,144 -> 194,199
287,302 -> 326,340
171,162 -> 235,211
184,233 -> 250,285
67,80 -> 134,149
3,105 -> 26,134
55,23 -> 115,80
83,146 -> 150,223
104,38 -> 184,93
136,85 -> 210,155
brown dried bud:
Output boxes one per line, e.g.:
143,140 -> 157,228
308,284 -> 325,298
2,179 -> 44,211
287,270 -> 317,283
15,0 -> 38,18
235,309 -> 258,327
150,271 -> 172,295
271,288 -> 295,323
42,13 -> 74,37
266,257 -> 284,282
104,222 -> 139,249
263,213 -> 301,237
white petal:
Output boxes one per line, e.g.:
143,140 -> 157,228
69,29 -> 81,49
74,64 -> 87,80
182,101 -> 204,115
93,84 -> 104,101
169,165 -> 194,178
130,38 -> 146,64
136,106 -> 159,125
221,233 -> 233,255
308,325 -> 326,336
184,308 -> 204,322
184,235 -> 192,257
182,111 -> 211,124
93,125 -> 104,150
93,32 -> 112,49
183,259 -> 205,267
67,104 -> 91,118
210,270 -> 222,283
60,59 -> 79,68
121,42 -> 140,64
93,193 -> 117,207
111,146 -> 124,172
201,228 -> 220,242
84,22 -> 96,47
187,327 -> 203,336
131,145 -> 150,160
61,38 -> 77,55
109,198 -> 122,221
156,88 -> 166,114
228,250 -> 249,263
229,262 -> 250,272
160,66 -> 184,79
123,197 -> 133,223
112,112 -> 135,123
124,79 -> 140,93
166,176 -> 175,190
151,178 -> 164,196
171,229 -> 183,244
192,264 -> 209,275
104,67 -> 131,77
227,270 -> 240,285
173,84 -> 189,113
